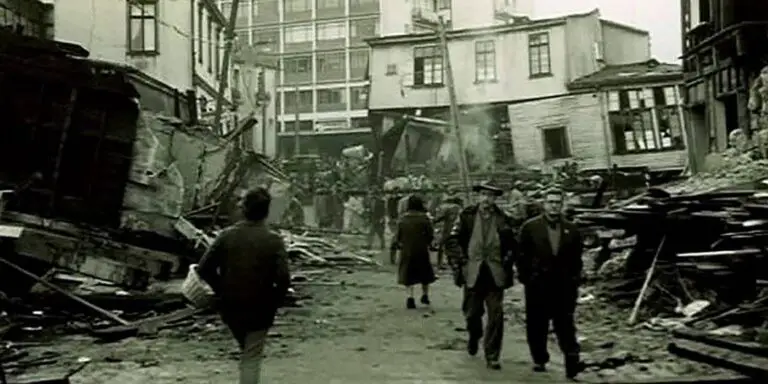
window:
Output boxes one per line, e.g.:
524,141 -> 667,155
285,24 -> 312,43
128,1 -> 158,53
413,45 -> 443,86
386,64 -> 397,75
414,0 -> 434,11
316,51 -> 345,79
436,0 -> 450,9
285,0 -> 311,12
542,127 -> 570,160
317,0 -> 341,9
284,56 -> 312,74
317,89 -> 345,105
196,5 -> 203,62
350,86 -> 368,109
528,32 -> 551,76
608,87 -> 684,154
235,1 -> 249,27
284,90 -> 313,113
252,29 -> 279,51
207,17 -> 212,72
350,50 -> 368,70
350,18 -> 378,38
317,89 -> 346,111
474,40 -> 496,82
317,21 -> 345,40
610,110 -> 656,152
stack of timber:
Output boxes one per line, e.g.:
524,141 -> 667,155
576,176 -> 768,334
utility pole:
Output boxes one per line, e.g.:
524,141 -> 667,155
213,0 -> 241,133
437,17 -> 471,201
293,85 -> 300,156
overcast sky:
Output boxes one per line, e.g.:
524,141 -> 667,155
531,0 -> 682,63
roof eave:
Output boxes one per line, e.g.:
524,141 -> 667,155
366,19 -> 566,47
567,73 -> 684,90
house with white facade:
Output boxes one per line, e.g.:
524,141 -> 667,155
52,0 -> 233,127
367,5 -> 668,169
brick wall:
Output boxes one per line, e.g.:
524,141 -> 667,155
507,92 -> 688,171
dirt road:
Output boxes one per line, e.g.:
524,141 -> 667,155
14,262 -> 717,383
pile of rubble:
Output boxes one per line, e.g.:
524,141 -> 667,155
0,215 -> 376,382
575,165 -> 768,380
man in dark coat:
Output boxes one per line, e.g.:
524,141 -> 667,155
517,187 -> 584,381
444,182 -> 516,370
366,188 -> 387,250
433,195 -> 462,269
198,187 -> 291,384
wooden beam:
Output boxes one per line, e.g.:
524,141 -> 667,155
212,0 -> 241,132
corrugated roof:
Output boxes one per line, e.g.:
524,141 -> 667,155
568,59 -> 682,90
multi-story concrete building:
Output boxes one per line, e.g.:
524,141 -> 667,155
367,8 -> 655,169
223,0 -> 380,156
52,0 -> 233,125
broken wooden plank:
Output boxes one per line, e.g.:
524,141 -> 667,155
668,340 -> 768,380
673,328 -> 768,358
677,249 -> 762,259
12,227 -> 179,289
0,256 -> 130,325
6,212 -> 181,272
90,306 -> 201,342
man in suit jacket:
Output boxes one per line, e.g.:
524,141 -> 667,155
198,187 -> 291,384
517,187 -> 584,381
444,182 -> 516,370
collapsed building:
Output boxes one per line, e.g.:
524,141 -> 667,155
0,30 -> 281,296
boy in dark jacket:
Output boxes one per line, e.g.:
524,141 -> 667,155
198,187 -> 291,384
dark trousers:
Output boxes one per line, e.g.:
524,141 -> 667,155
462,264 -> 504,361
524,284 -> 580,372
367,224 -> 385,249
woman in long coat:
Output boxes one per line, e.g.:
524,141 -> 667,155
390,195 -> 437,309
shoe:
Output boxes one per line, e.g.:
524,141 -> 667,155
565,359 -> 583,380
486,360 -> 501,370
533,363 -> 546,372
467,336 -> 479,356
420,295 -> 430,305
406,297 -> 416,309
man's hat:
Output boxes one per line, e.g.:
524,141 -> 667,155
472,181 -> 504,196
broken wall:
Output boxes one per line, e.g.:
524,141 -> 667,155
121,112 -> 231,236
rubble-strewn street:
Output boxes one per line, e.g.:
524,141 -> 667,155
0,249 -> 738,384
4,0 -> 768,383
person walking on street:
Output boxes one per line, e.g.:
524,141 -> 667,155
391,195 -> 437,309
445,182 -> 516,370
517,187 -> 584,381
197,187 -> 291,384
366,188 -> 387,250
433,195 -> 462,269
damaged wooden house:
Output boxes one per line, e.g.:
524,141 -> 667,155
0,30 -> 275,294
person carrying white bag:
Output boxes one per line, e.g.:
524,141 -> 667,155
191,187 -> 291,384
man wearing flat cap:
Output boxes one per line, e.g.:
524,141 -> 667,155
444,181 -> 516,370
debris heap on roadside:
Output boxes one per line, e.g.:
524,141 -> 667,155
574,161 -> 768,381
